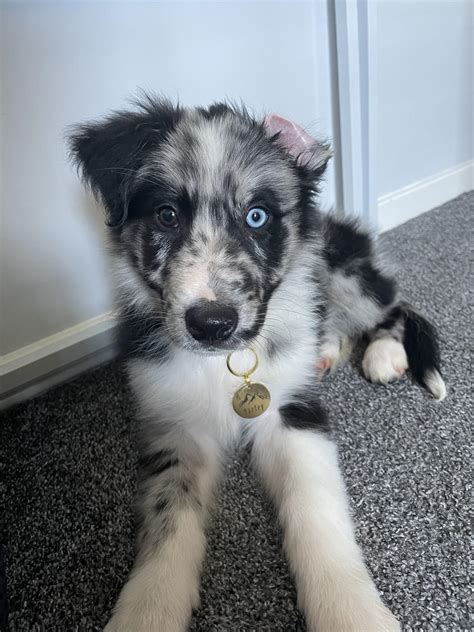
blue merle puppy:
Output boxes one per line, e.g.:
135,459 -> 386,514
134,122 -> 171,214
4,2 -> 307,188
69,98 -> 445,632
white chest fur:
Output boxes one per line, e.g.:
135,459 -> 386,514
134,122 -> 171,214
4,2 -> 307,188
127,263 -> 319,447
129,343 -> 316,449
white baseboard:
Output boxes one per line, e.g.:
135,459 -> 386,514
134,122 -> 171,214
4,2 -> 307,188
0,312 -> 117,410
378,160 -> 474,232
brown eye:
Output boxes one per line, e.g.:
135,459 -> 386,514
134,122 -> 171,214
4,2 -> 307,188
156,206 -> 179,230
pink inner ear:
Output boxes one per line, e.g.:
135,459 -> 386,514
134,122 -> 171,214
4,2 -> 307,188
264,113 -> 316,162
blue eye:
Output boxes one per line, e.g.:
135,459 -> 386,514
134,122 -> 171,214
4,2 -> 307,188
246,207 -> 269,229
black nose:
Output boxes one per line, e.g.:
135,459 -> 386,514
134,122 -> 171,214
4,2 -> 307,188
185,302 -> 238,344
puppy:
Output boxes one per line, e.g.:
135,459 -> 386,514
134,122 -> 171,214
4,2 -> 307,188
69,98 -> 445,631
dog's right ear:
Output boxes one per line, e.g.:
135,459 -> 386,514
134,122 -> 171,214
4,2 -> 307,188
68,99 -> 181,226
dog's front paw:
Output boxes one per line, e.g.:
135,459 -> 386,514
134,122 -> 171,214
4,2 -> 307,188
105,604 -> 190,632
104,573 -> 197,632
303,582 -> 400,632
317,337 -> 353,377
350,602 -> 400,632
310,600 -> 400,632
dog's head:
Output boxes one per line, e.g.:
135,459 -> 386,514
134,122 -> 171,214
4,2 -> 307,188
69,97 -> 330,354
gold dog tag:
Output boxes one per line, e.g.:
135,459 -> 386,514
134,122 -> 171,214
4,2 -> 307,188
227,348 -> 271,419
232,381 -> 271,419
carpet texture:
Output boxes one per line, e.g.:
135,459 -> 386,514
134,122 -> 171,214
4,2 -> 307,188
1,192 -> 472,631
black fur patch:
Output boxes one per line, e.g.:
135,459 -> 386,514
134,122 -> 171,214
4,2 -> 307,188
378,305 -> 403,330
323,217 -> 372,269
154,498 -> 170,514
322,216 -> 397,307
359,263 -> 396,306
68,96 -> 183,226
239,280 -> 282,342
138,450 -> 179,479
280,396 -> 330,433
402,305 -> 441,385
116,312 -> 170,362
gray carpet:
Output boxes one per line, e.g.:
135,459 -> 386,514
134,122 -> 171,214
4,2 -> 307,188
1,192 -> 472,632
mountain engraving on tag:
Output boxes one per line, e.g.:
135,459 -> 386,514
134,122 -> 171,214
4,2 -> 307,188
232,382 -> 271,419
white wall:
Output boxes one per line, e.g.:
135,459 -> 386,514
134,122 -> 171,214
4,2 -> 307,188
377,0 -> 473,196
1,0 -> 336,359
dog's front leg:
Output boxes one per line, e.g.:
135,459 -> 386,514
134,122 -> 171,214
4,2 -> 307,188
251,405 -> 400,632
105,432 -> 221,632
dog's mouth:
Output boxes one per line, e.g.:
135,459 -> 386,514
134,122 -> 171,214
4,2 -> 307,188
184,331 -> 262,357
186,340 -> 247,356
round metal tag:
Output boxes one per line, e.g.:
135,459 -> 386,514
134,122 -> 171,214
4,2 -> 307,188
232,381 -> 271,419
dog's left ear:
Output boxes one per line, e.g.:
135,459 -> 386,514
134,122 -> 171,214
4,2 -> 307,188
264,114 -> 332,176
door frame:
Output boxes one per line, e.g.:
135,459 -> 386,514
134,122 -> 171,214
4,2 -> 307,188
332,0 -> 378,227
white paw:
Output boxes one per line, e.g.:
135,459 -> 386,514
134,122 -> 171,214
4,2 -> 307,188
310,598 -> 400,632
317,337 -> 353,377
105,604 -> 190,632
104,572 -> 196,632
348,603 -> 400,632
424,368 -> 447,401
362,337 -> 408,384
354,602 -> 400,632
